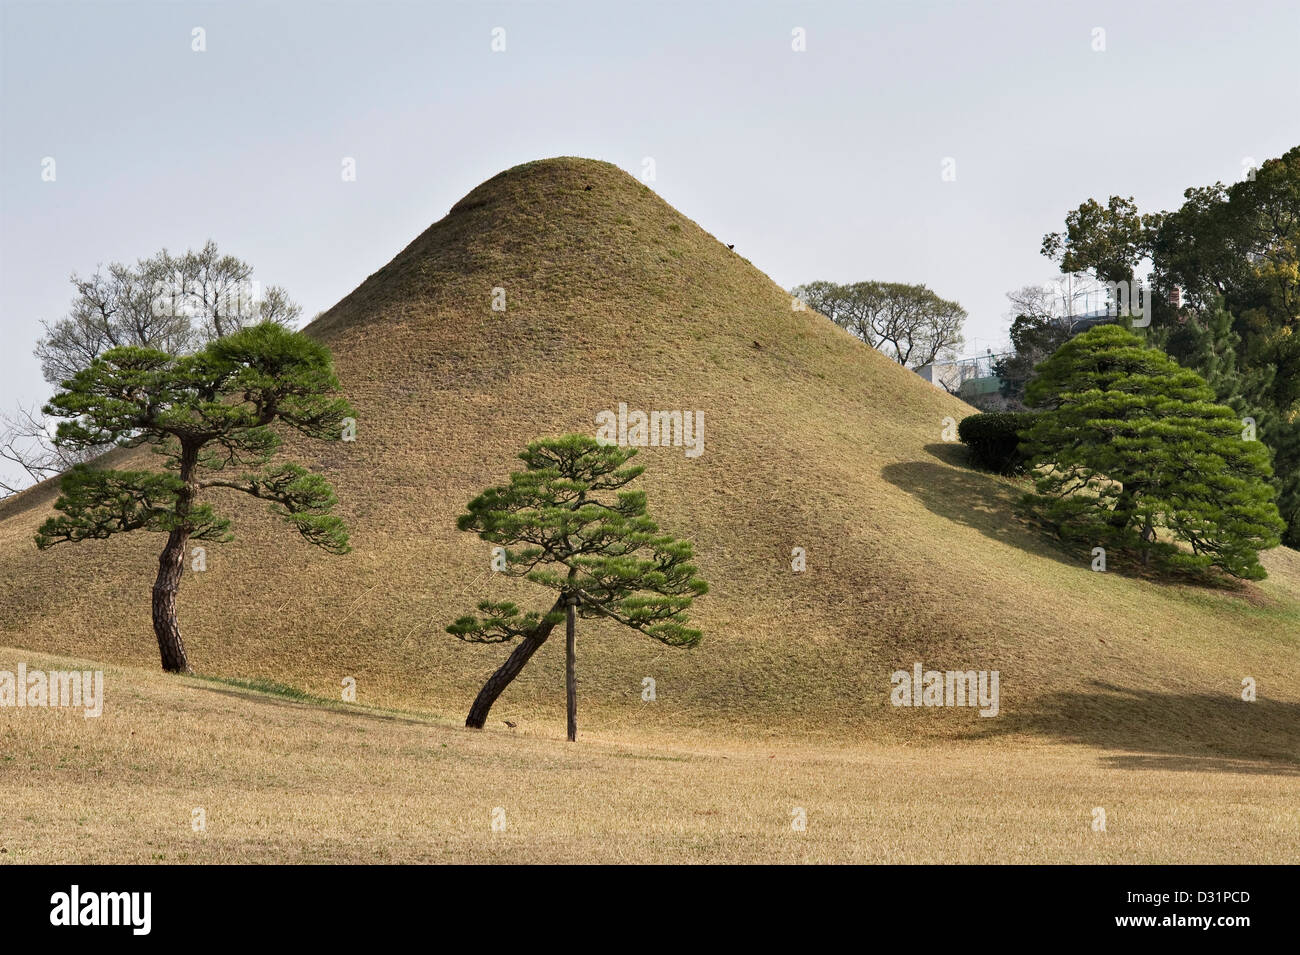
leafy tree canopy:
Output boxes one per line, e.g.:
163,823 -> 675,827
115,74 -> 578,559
792,280 -> 967,368
34,322 -> 354,672
449,434 -> 707,734
1022,325 -> 1283,580
450,435 -> 707,647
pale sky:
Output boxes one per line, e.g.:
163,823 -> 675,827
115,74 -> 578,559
3,0 -> 1298,484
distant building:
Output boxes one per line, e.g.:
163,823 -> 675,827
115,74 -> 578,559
915,360 -> 965,393
915,293 -> 1160,407
916,351 -> 1011,403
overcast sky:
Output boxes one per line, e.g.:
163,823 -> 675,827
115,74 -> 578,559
3,0 -> 1298,475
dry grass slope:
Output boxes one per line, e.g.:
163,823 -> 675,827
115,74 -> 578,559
3,648 -> 1295,864
1,157 -> 1297,762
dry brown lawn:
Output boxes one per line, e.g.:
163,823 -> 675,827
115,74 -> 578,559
1,648 -> 1295,864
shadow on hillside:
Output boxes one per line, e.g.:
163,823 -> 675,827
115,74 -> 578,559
967,680 -> 1300,776
881,453 -> 1078,570
887,446 -> 1253,591
921,440 -> 970,468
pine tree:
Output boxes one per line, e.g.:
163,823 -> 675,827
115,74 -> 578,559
1022,324 -> 1284,579
449,435 -> 707,741
1168,298 -> 1300,547
1179,301 -> 1246,407
35,322 -> 354,672
1170,298 -> 1275,410
1263,412 -> 1300,548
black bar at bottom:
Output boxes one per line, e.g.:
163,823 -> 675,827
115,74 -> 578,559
0,864 -> 1286,940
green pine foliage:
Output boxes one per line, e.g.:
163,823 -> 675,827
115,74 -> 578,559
449,434 -> 708,647
34,322 -> 355,672
1263,415 -> 1300,548
36,322 -> 354,555
1166,297 -> 1300,548
1169,298 -> 1265,411
1022,324 -> 1284,579
36,466 -> 232,544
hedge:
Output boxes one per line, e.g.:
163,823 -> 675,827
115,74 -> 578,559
957,412 -> 1037,474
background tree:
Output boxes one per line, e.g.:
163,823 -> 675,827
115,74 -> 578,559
1045,147 -> 1300,545
1004,280 -> 1091,328
792,280 -> 967,367
0,404 -> 99,497
1021,325 -> 1283,579
448,435 -> 707,741
2,242 -> 301,499
1162,300 -> 1300,535
1148,183 -> 1240,308
1152,150 -> 1300,327
995,316 -> 1072,408
34,322 -> 353,673
993,280 -> 1103,406
788,280 -> 845,323
35,240 -> 301,387
1041,196 -> 1154,286
1163,297 -> 1270,412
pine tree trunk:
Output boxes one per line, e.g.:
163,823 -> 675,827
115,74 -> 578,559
152,529 -> 192,673
565,595 -> 577,742
152,440 -> 198,674
1109,485 -> 1141,534
465,596 -> 565,729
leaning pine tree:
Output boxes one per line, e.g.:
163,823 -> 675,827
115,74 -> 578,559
449,435 -> 707,741
1021,324 -> 1284,579
35,322 -> 355,672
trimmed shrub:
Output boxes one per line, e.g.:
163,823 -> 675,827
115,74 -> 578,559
1020,324 -> 1283,580
957,412 -> 1036,474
